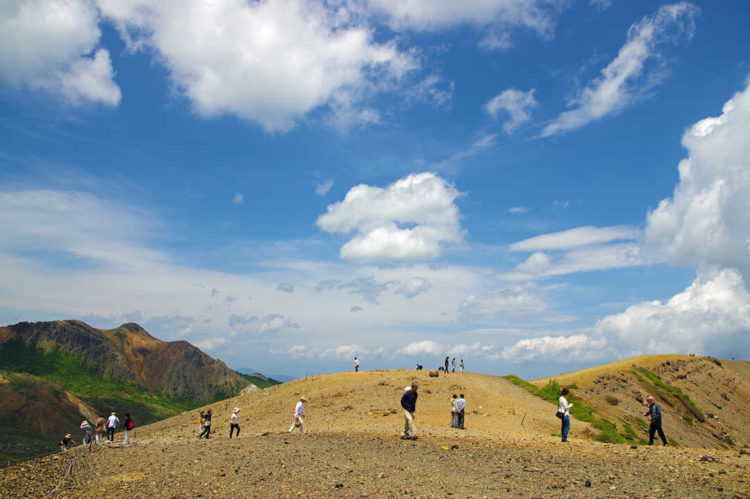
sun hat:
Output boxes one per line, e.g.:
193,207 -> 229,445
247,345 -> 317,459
233,407 -> 240,413
300,396 -> 307,402
65,434 -> 71,438
111,412 -> 116,415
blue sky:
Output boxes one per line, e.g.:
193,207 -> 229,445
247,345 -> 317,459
1,0 -> 749,379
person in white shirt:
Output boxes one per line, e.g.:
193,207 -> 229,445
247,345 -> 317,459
106,412 -> 119,442
455,394 -> 467,429
558,388 -> 574,442
459,359 -> 465,372
289,397 -> 307,433
230,407 -> 241,438
354,357 -> 360,372
450,394 -> 458,428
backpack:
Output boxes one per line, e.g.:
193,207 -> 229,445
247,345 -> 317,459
555,410 -> 564,419
127,419 -> 135,430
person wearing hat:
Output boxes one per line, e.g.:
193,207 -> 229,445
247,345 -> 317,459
230,407 -> 241,438
643,395 -> 668,446
80,420 -> 93,449
289,397 -> 306,433
106,412 -> 120,443
94,413 -> 106,443
58,433 -> 75,452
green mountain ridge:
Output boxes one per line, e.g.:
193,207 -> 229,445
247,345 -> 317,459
0,320 -> 279,462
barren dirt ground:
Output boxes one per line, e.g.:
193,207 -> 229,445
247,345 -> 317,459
2,429 -> 749,498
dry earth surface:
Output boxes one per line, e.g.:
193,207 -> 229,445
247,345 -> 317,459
2,369 -> 749,497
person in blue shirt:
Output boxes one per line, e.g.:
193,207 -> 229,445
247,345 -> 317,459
400,382 -> 419,440
644,395 -> 667,446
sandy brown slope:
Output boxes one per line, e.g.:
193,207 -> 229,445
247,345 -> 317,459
1,368 -> 749,498
532,355 -> 750,450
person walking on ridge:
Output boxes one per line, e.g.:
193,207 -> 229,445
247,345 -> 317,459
400,382 -> 419,440
558,388 -> 573,442
199,409 -> 212,439
289,397 -> 307,433
230,407 -> 241,438
354,357 -> 360,372
644,395 -> 668,446
58,433 -> 75,452
455,394 -> 466,429
451,358 -> 457,372
450,394 -> 458,428
444,356 -> 450,374
106,412 -> 119,443
460,359 -> 465,372
123,413 -> 134,444
94,413 -> 105,443
80,421 -> 93,451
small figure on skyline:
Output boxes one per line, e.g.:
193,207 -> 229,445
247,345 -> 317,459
199,409 -> 212,439
455,394 -> 466,429
58,433 -> 75,452
289,397 -> 307,433
450,394 -> 458,428
644,395 -> 668,446
106,412 -> 120,443
400,382 -> 419,440
415,363 -> 423,370
558,388 -> 573,442
230,407 -> 241,438
354,357 -> 360,372
123,413 -> 134,444
460,359 -> 465,372
444,356 -> 450,373
451,358 -> 457,372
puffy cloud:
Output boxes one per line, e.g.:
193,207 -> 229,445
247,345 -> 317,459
0,0 -> 120,105
459,285 -> 547,321
540,2 -> 698,137
396,340 -> 443,356
644,81 -> 750,282
503,243 -> 642,280
316,172 -> 463,260
594,268 -> 750,355
98,0 -> 415,131
501,334 -> 607,362
232,193 -> 244,205
484,88 -> 538,133
395,277 -> 432,299
510,225 -> 640,252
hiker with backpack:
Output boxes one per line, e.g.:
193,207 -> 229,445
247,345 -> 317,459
94,413 -> 106,443
106,412 -> 120,443
58,433 -> 75,452
80,420 -> 93,450
123,413 -> 134,444
289,397 -> 307,434
199,409 -> 212,438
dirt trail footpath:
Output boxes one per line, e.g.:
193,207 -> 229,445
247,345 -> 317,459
2,431 -> 748,498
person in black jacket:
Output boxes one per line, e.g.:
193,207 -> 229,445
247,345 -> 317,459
644,395 -> 667,445
400,382 -> 419,440
199,409 -> 212,439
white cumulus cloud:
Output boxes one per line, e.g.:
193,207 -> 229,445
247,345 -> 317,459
395,277 -> 432,299
501,334 -> 607,362
97,0 -> 415,131
396,340 -> 443,356
540,2 -> 698,137
0,0 -> 120,105
316,172 -> 463,261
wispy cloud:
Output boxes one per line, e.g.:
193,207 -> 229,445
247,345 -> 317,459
484,88 -> 538,133
539,2 -> 699,137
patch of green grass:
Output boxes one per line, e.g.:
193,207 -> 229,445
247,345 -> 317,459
682,416 -> 694,428
504,375 -> 628,444
235,371 -> 278,389
636,367 -> 705,422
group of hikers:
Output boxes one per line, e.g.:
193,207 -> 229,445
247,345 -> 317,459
352,356 -> 466,373
195,407 -> 243,439
59,412 -> 134,452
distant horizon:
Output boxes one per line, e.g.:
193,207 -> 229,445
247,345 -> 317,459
1,1 -> 749,381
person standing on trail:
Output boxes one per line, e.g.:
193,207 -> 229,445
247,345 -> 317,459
123,413 -> 134,444
106,412 -> 120,442
289,397 -> 307,433
400,382 -> 419,440
450,394 -> 458,428
354,357 -> 360,372
460,359 -> 465,372
455,394 -> 466,429
80,421 -> 93,450
451,358 -> 457,372
230,407 -> 241,438
444,356 -> 450,373
558,388 -> 573,442
94,413 -> 105,443
199,409 -> 212,438
644,395 -> 668,446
